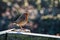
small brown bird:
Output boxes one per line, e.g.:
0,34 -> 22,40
13,12 -> 29,30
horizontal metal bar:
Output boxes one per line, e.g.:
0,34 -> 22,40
0,29 -> 60,39
0,29 -> 14,35
8,31 -> 60,39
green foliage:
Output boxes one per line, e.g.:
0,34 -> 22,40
0,35 -> 6,40
7,34 -> 58,40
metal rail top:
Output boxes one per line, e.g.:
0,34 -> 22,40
0,29 -> 14,35
0,29 -> 60,39
8,31 -> 60,39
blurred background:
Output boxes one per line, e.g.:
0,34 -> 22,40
0,0 -> 60,35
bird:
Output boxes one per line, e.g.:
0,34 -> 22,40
13,12 -> 29,30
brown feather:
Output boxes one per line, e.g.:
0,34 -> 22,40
16,13 -> 29,28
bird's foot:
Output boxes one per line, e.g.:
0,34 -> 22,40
20,28 -> 31,32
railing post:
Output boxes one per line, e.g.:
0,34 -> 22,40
5,33 -> 8,40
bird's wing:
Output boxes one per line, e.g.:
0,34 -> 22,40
15,14 -> 26,23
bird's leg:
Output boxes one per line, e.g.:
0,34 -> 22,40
20,26 -> 22,31
20,26 -> 24,31
20,26 -> 23,30
20,26 -> 26,32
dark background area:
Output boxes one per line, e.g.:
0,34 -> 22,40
0,0 -> 60,35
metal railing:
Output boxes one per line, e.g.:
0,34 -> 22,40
0,29 -> 14,40
0,29 -> 60,40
